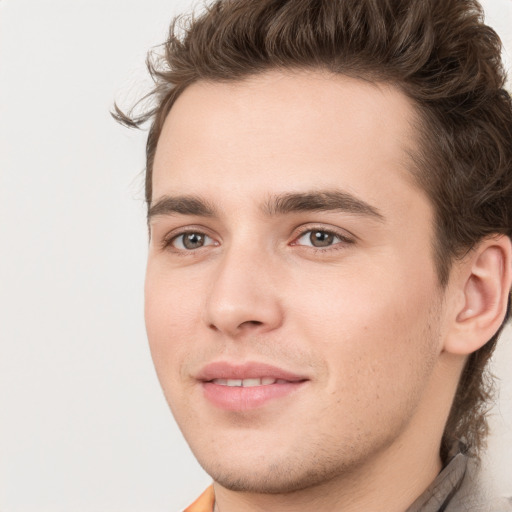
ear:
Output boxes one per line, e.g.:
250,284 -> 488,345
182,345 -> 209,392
443,235 -> 512,355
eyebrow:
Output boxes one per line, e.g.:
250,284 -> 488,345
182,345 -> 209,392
148,195 -> 216,220
263,190 -> 384,220
148,190 -> 384,222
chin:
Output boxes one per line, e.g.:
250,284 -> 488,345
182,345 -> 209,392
195,447 -> 357,495
207,466 -> 333,494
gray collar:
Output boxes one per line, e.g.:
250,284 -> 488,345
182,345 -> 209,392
406,443 -> 511,512
406,447 -> 468,512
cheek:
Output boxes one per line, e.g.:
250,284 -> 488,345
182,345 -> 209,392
145,260 -> 203,326
144,266 -> 201,379
290,263 -> 440,388
291,278 -> 440,440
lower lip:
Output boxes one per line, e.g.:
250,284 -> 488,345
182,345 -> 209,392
202,381 -> 306,411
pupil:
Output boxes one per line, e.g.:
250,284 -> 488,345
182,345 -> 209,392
184,233 -> 204,249
311,231 -> 333,247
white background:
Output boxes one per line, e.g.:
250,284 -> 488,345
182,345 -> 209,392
0,1 -> 511,510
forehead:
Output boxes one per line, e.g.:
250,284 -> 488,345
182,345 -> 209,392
152,70 -> 423,216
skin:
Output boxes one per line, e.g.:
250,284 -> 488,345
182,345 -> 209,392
145,70 -> 492,511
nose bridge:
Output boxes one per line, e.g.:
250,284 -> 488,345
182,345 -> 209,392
203,235 -> 283,336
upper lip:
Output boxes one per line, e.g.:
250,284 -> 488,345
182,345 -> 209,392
196,361 -> 308,382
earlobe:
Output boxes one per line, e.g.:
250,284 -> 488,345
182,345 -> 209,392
444,235 -> 512,355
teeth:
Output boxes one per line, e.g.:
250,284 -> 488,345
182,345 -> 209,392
242,378 -> 261,387
211,378 -> 279,387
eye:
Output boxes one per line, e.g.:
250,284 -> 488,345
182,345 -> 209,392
294,229 -> 348,248
170,232 -> 216,250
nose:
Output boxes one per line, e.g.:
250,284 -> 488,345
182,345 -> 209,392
203,244 -> 284,338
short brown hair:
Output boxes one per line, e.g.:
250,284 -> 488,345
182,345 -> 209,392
115,0 -> 512,461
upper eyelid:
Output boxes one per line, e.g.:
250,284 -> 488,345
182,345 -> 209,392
291,224 -> 356,242
160,225 -> 217,242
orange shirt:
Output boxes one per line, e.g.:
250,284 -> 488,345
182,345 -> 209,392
183,485 -> 215,512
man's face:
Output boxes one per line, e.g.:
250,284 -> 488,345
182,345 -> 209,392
146,71 -> 447,493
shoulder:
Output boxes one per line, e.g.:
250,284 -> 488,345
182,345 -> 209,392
407,446 -> 512,512
445,456 -> 512,512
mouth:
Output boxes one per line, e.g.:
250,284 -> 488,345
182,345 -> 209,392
210,377 -> 292,387
197,362 -> 309,411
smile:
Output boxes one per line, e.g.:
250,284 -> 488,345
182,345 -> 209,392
210,378 -> 290,387
198,361 -> 309,410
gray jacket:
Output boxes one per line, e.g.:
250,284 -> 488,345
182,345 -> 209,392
407,445 -> 512,511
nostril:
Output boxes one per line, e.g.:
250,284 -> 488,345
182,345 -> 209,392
208,319 -> 263,334
241,320 -> 263,327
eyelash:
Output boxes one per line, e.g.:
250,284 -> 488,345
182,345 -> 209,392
161,226 -> 355,253
291,226 -> 355,251
161,229 -> 216,253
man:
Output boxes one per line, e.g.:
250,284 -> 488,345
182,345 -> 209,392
116,0 -> 512,510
